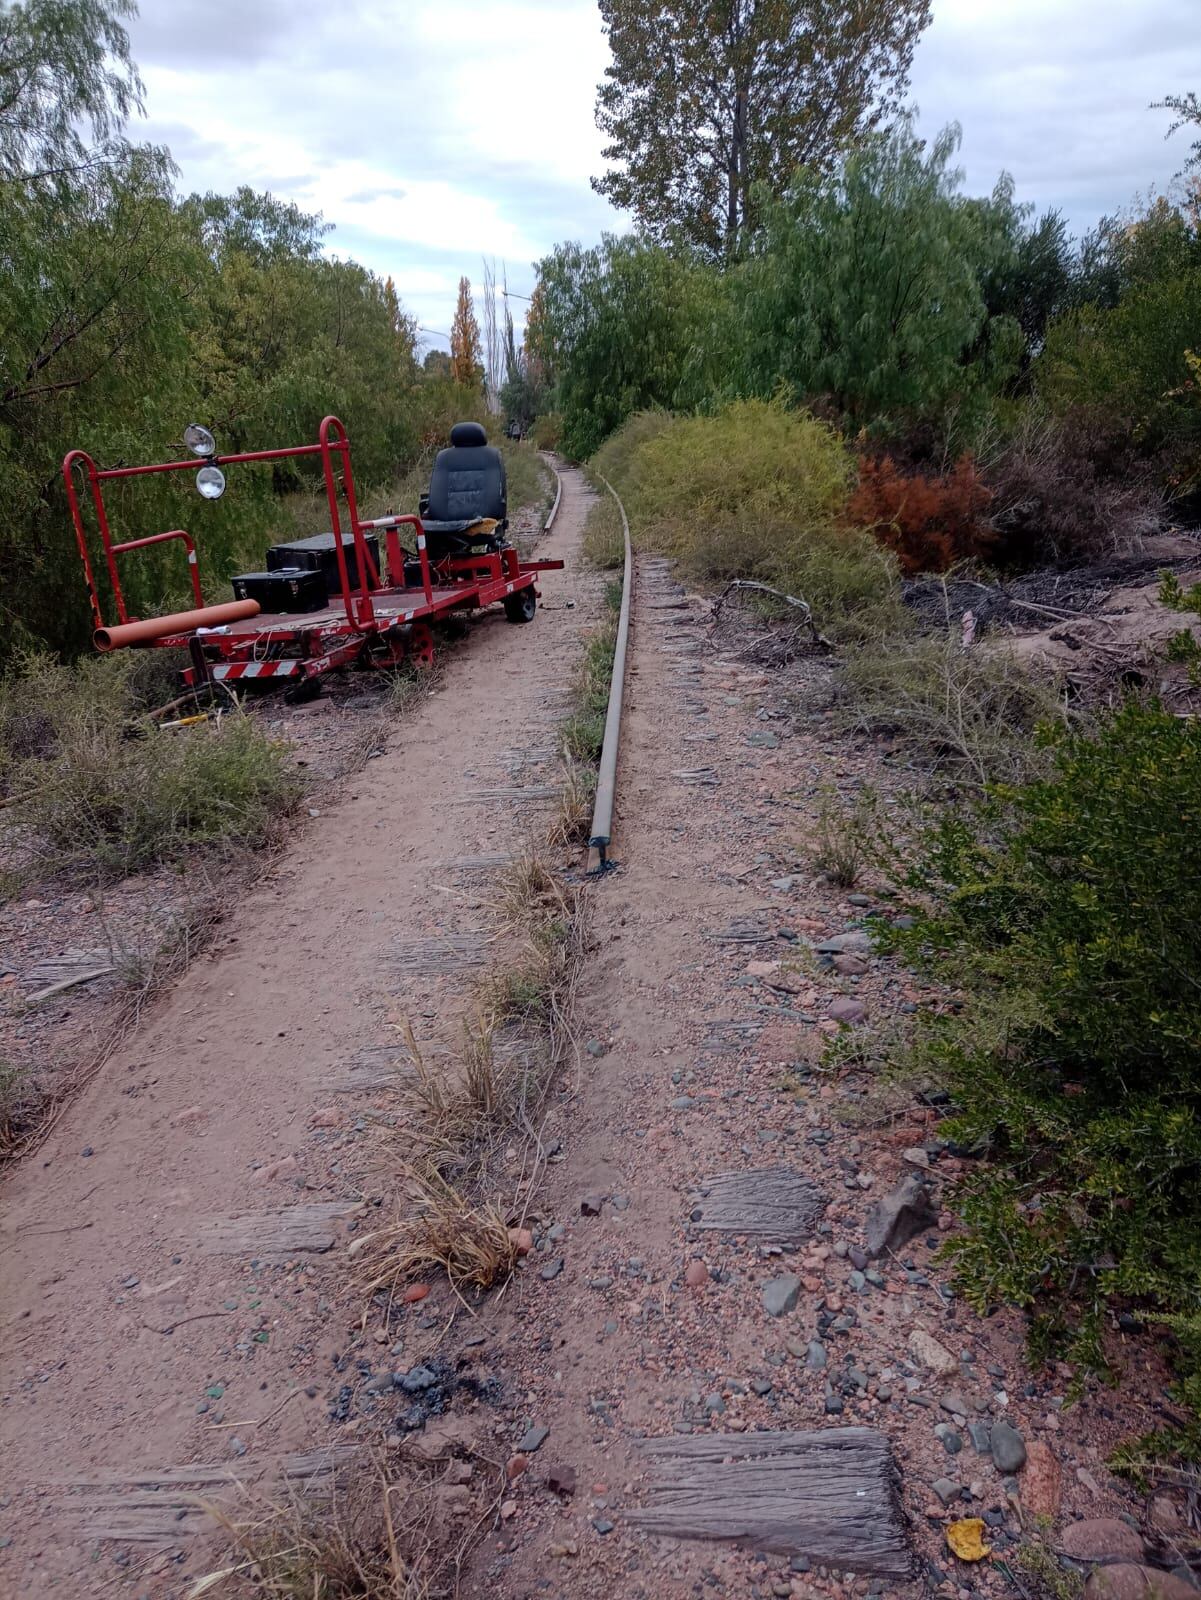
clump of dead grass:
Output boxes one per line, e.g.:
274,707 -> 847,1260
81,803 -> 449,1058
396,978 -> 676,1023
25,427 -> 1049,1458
353,1166 -> 518,1298
548,757 -> 597,846
355,847 -> 584,1302
191,1464 -> 448,1599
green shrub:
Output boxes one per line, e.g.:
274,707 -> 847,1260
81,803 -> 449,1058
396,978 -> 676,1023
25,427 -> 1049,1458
593,400 -> 900,640
840,632 -> 1070,789
1,653 -> 303,879
531,412 -> 563,452
890,700 -> 1201,1430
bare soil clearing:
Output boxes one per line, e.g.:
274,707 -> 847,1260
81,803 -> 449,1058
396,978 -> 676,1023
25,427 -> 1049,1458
456,552 -> 1186,1600
2,493 -> 1192,1600
0,473 -> 600,1598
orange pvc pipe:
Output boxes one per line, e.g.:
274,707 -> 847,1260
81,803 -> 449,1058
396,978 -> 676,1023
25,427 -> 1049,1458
94,599 -> 260,652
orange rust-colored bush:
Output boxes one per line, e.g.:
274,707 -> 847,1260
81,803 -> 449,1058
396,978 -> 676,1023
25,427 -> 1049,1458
848,454 -> 994,574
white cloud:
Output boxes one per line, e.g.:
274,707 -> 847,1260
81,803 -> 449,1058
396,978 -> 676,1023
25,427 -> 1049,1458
129,0 -> 1200,333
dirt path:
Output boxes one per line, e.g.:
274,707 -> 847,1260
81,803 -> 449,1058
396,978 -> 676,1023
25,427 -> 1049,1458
458,557 -> 1167,1600
0,468 -> 601,1599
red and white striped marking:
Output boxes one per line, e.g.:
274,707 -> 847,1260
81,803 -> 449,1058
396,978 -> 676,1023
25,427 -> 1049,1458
210,659 -> 300,681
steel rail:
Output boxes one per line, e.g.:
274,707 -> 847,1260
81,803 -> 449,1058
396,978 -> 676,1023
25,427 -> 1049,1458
542,455 -> 563,532
586,472 -> 633,874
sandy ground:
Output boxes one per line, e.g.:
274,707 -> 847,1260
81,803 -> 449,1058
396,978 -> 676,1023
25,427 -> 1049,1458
0,468 -> 602,1598
453,559 -> 1190,1600
2,477 -> 1192,1600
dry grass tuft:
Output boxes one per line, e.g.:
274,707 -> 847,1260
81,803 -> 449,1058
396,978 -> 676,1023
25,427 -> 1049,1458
808,786 -> 876,888
353,1167 -> 518,1299
547,758 -> 596,847
190,1464 -> 445,1599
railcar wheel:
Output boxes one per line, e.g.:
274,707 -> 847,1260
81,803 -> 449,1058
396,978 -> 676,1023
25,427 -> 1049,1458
503,588 -> 537,624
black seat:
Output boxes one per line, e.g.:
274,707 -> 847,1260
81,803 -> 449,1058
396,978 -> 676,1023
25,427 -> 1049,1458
419,421 -> 507,557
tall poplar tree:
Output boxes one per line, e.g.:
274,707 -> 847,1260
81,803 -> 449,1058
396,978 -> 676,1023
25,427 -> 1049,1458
592,0 -> 932,258
449,275 -> 484,389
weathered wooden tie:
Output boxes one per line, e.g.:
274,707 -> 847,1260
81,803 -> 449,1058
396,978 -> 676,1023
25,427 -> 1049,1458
627,1428 -> 909,1576
691,1165 -> 826,1243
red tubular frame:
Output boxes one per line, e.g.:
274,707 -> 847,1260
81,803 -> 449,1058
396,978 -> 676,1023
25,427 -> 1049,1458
62,417 -> 375,631
358,513 -> 433,605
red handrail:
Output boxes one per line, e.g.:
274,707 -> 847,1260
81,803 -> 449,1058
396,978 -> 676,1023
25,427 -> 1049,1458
63,417 -> 373,635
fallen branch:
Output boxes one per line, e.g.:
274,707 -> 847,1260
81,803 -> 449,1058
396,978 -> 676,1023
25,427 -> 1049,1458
710,579 -> 832,650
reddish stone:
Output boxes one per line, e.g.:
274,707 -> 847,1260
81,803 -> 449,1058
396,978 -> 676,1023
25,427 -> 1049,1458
684,1260 -> 709,1288
1021,1440 -> 1062,1519
506,1454 -> 528,1481
403,1283 -> 430,1304
1059,1519 -> 1144,1561
1084,1565 -> 1198,1600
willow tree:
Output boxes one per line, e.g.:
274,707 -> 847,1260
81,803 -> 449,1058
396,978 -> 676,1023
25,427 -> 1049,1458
592,0 -> 932,258
0,0 -> 143,183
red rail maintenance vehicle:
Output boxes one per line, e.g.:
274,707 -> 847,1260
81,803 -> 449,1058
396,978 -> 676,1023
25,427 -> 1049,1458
63,416 -> 561,696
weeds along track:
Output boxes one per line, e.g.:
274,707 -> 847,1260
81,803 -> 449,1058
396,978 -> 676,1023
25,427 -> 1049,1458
0,462 -> 608,1599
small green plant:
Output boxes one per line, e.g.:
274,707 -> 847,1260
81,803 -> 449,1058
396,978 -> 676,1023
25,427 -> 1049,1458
1166,627 -> 1201,663
809,786 -> 876,887
581,497 -> 626,570
888,699 -> 1201,1451
1159,570 -> 1201,616
560,612 -> 618,768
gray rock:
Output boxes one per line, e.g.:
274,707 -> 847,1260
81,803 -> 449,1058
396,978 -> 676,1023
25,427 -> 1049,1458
751,1378 -> 774,1396
864,1173 -> 938,1259
540,1257 -> 564,1281
824,1395 -> 844,1414
934,1424 -> 963,1455
814,931 -> 874,955
398,1366 -> 439,1394
931,1478 -> 963,1506
591,1517 -> 615,1536
671,1096 -> 697,1110
762,1274 -> 801,1317
806,1340 -> 828,1371
967,1422 -> 993,1454
519,1425 -> 550,1453
828,997 -> 866,1025
990,1420 -> 1027,1474
703,1393 -> 726,1415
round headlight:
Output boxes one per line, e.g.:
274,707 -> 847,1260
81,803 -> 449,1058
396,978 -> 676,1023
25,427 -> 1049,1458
184,423 -> 217,458
196,465 -> 226,500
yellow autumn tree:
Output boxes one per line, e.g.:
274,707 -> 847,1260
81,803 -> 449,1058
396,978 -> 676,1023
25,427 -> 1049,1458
449,275 -> 484,389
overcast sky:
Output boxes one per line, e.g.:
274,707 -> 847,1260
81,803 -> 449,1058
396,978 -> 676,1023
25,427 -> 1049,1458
128,0 -> 1198,349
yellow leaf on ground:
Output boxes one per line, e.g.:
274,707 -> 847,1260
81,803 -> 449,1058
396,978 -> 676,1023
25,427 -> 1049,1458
947,1518 -> 992,1562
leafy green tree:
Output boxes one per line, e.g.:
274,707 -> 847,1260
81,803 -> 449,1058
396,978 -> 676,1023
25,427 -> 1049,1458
534,235 -> 721,457
1154,90 -> 1201,177
593,0 -> 932,257
0,0 -> 142,183
732,122 -> 1022,427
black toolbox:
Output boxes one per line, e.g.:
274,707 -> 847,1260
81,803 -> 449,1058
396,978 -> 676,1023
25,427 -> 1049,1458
266,532 -> 380,594
231,568 -> 328,614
